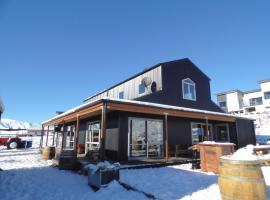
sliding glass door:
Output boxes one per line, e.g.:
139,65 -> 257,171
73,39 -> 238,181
128,118 -> 163,159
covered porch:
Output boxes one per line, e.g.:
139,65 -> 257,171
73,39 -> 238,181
41,98 -> 244,164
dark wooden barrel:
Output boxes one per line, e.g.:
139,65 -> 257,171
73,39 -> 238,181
42,146 -> 56,160
218,157 -> 267,200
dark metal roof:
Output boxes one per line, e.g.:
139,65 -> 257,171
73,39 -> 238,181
243,89 -> 261,94
258,78 -> 270,84
216,90 -> 243,96
83,58 -> 210,102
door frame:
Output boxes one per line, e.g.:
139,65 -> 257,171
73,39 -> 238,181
85,121 -> 101,153
190,122 -> 213,144
128,117 -> 164,160
215,123 -> 230,142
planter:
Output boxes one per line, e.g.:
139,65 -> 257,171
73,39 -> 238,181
198,142 -> 235,173
87,162 -> 120,190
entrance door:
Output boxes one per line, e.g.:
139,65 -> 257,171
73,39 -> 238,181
85,122 -> 100,152
128,118 -> 163,159
64,125 -> 75,149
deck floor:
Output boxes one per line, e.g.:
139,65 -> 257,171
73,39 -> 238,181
76,156 -> 197,170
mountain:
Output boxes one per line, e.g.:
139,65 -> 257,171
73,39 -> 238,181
0,118 -> 32,130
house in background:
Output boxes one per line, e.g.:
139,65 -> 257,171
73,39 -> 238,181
216,79 -> 270,114
42,58 -> 255,161
216,79 -> 270,139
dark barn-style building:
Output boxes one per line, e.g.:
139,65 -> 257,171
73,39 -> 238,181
42,58 -> 256,161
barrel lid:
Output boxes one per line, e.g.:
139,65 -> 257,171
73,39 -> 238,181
220,155 -> 262,165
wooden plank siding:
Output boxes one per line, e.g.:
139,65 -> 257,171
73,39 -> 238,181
85,66 -> 162,103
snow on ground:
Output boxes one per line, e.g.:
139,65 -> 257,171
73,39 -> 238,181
121,163 -> 270,200
0,154 -> 148,200
0,153 -> 269,200
121,164 -> 220,200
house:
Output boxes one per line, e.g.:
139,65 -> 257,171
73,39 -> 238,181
216,79 -> 270,114
216,79 -> 270,139
42,58 -> 256,161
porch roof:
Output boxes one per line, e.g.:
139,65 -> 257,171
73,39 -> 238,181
42,97 -> 251,126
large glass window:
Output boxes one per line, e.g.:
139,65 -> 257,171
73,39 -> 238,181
191,123 -> 212,144
216,124 -> 229,142
264,91 -> 270,100
182,78 -> 196,101
249,97 -> 263,106
128,118 -> 163,158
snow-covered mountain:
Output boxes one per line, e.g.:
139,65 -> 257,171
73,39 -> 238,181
0,118 -> 32,130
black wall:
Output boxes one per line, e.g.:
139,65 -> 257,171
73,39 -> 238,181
235,118 -> 256,148
136,59 -> 223,112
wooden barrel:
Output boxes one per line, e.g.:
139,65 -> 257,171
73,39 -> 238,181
42,146 -> 56,160
218,157 -> 267,200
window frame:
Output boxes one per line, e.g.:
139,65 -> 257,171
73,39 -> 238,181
264,91 -> 270,100
182,78 -> 196,101
249,97 -> 263,106
219,101 -> 227,108
215,123 -> 230,142
118,91 -> 124,99
138,83 -> 146,95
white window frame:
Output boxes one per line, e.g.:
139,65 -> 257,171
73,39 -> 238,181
182,78 -> 196,101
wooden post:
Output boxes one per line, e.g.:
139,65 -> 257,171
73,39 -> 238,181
39,125 -> 44,149
75,115 -> 80,154
52,126 -> 55,146
56,131 -> 59,147
45,126 -> 49,146
100,102 -> 107,161
61,122 -> 65,150
164,113 -> 169,161
205,117 -> 209,141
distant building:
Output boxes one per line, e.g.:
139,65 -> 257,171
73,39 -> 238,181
216,79 -> 270,114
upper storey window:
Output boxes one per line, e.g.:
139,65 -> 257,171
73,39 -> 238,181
118,91 -> 124,99
182,78 -> 196,101
139,83 -> 146,94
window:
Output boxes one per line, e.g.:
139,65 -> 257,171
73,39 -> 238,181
118,91 -> 124,99
139,83 -> 145,94
264,91 -> 270,100
249,97 -> 263,106
191,123 -> 212,144
216,124 -> 229,142
65,125 -> 75,149
219,101 -> 227,108
182,78 -> 196,101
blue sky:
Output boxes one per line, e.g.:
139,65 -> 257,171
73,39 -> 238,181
0,0 -> 269,124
